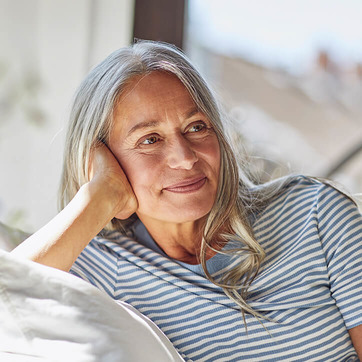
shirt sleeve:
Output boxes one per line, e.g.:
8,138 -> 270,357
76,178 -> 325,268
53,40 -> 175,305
69,238 -> 118,298
316,182 -> 362,330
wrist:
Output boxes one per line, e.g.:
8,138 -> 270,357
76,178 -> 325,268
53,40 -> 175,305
85,171 -> 137,221
79,179 -> 121,221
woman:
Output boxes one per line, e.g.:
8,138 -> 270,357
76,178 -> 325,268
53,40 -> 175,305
13,40 -> 362,361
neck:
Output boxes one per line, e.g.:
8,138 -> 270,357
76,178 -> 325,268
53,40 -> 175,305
137,214 -> 215,264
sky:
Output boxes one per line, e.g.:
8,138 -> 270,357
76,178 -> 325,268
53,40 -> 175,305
188,0 -> 362,73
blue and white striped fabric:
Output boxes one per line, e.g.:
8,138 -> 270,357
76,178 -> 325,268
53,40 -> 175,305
70,176 -> 362,361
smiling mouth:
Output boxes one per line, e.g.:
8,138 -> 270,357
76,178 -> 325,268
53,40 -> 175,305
163,177 -> 207,193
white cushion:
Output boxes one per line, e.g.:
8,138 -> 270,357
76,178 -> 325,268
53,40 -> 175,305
0,250 -> 184,361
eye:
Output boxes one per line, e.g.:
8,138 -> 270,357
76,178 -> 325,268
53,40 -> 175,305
187,122 -> 206,133
140,135 -> 160,145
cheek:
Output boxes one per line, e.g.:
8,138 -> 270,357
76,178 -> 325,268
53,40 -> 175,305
211,144 -> 221,172
196,137 -> 221,174
116,151 -> 161,195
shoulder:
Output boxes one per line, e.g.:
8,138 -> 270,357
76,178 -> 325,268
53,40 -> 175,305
269,174 -> 329,192
70,229 -> 139,287
254,174 -> 322,211
251,174 -> 360,225
263,174 -> 357,207
72,228 -> 137,264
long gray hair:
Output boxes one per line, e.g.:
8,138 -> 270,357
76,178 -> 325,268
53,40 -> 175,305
59,40 -> 287,320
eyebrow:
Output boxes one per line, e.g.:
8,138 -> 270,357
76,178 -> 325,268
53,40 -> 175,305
184,107 -> 200,119
126,108 -> 201,137
127,120 -> 160,137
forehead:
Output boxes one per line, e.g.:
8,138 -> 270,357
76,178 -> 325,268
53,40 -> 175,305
115,72 -> 195,116
112,71 -> 198,135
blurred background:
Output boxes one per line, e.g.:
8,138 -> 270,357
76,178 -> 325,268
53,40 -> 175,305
1,0 -> 361,249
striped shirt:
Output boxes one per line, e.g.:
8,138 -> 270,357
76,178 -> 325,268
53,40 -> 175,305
70,176 -> 362,361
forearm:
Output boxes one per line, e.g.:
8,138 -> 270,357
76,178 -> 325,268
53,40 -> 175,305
11,181 -> 118,271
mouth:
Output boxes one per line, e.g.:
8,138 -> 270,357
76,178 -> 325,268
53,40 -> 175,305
163,176 -> 207,193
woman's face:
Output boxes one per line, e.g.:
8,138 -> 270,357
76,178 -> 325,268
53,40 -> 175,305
109,71 -> 220,226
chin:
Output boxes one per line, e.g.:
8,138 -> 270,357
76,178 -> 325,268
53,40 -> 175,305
152,203 -> 213,224
136,190 -> 217,224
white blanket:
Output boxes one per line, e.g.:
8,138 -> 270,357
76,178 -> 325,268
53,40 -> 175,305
0,250 -> 184,361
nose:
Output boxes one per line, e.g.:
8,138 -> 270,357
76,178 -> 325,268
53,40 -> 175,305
166,135 -> 198,170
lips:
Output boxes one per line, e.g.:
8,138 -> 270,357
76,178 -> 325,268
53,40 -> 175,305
163,176 -> 207,193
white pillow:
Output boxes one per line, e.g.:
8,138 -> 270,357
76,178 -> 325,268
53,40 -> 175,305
0,250 -> 184,362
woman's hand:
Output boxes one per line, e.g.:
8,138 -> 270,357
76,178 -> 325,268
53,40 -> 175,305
89,143 -> 138,220
11,143 -> 138,271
